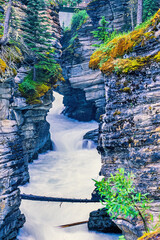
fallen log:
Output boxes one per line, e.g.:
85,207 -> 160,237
21,194 -> 99,203
59,221 -> 88,228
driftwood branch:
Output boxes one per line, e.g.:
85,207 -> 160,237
21,194 -> 99,203
59,221 -> 88,228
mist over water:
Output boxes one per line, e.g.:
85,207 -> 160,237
18,92 -> 120,240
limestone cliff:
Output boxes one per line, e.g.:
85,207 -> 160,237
89,10 -> 160,239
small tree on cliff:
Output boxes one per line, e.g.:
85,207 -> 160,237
94,168 -> 152,233
21,0 -> 55,81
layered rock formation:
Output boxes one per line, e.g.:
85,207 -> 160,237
60,19 -> 105,121
90,11 -> 160,240
0,4 -> 62,239
88,208 -> 121,233
0,66 -> 53,239
87,0 -> 130,31
59,0 -> 131,122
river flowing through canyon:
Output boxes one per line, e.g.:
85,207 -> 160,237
18,92 -> 120,240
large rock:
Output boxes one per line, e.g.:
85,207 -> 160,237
87,0 -> 131,31
88,208 -> 122,233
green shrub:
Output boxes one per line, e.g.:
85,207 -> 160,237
91,16 -> 111,43
94,168 -> 152,233
71,10 -> 88,31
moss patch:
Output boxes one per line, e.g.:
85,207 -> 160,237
89,9 -> 160,75
18,70 -> 52,104
0,58 -> 7,73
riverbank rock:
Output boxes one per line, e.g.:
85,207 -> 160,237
88,208 -> 122,233
83,128 -> 99,146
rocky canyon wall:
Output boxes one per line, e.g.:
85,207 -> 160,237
93,11 -> 160,239
0,68 -> 53,239
59,0 -> 131,122
0,4 -> 62,239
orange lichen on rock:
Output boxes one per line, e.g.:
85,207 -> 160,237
89,9 -> 160,75
138,228 -> 160,240
0,58 -> 7,73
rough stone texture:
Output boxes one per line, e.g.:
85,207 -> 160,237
83,128 -> 98,145
87,0 -> 131,32
97,27 -> 160,239
59,18 -> 105,121
0,76 -> 28,240
0,67 -> 53,239
59,0 -> 131,122
0,4 -> 62,239
88,208 -> 122,233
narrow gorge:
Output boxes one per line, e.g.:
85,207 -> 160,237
0,0 -> 160,240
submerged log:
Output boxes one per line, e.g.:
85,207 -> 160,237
21,194 -> 99,203
59,221 -> 88,228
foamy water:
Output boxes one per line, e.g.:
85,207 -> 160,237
18,92 -> 120,240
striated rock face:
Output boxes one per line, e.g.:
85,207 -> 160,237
87,0 -> 130,31
12,67 -> 53,162
0,75 -> 28,239
0,4 -> 62,239
0,67 -> 53,239
60,18 -> 105,121
60,0 -> 131,122
96,21 -> 160,239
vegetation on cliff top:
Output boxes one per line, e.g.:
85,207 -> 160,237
89,9 -> 160,75
0,0 -> 65,104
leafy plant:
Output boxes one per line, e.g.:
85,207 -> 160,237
94,168 -> 152,233
143,0 -> 160,22
71,9 -> 88,31
91,16 -> 111,43
118,235 -> 126,240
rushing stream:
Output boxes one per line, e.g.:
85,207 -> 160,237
18,92 -> 120,240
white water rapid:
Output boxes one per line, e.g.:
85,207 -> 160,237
18,92 -> 120,240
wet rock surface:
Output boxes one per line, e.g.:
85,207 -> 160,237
88,208 -> 122,233
59,18 -> 105,122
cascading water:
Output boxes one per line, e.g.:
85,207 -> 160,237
18,92 -> 120,240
